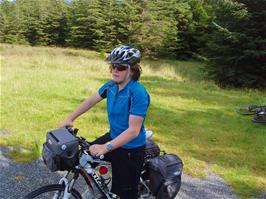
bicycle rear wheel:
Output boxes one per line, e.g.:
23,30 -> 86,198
235,105 -> 260,115
252,112 -> 266,124
23,184 -> 82,199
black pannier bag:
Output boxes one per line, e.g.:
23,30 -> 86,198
148,154 -> 183,199
42,128 -> 79,172
144,139 -> 160,160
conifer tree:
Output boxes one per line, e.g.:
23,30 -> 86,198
18,0 -> 46,45
40,0 -> 69,46
107,0 -> 142,49
91,0 -> 114,51
0,0 -> 16,43
0,0 -> 27,44
174,0 -> 212,59
67,0 -> 98,48
204,0 -> 266,88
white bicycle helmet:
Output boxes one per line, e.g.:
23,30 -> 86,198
106,45 -> 141,65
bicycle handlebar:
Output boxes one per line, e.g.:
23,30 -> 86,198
65,126 -> 105,160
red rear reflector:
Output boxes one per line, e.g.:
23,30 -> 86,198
99,166 -> 108,175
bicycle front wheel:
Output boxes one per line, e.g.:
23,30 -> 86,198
23,184 -> 82,199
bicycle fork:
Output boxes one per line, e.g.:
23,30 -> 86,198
53,172 -> 76,199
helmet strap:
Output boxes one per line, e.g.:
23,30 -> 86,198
126,64 -> 131,80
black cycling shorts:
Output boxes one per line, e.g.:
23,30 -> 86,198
91,133 -> 145,199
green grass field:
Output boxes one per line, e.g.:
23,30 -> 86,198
1,44 -> 265,198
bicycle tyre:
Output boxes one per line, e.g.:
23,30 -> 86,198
23,184 -> 82,199
235,105 -> 260,115
252,113 -> 266,124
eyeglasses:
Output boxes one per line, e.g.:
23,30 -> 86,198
111,63 -> 129,71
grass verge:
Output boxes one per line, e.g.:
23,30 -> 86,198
1,44 -> 265,198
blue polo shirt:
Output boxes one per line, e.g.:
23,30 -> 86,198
98,79 -> 150,149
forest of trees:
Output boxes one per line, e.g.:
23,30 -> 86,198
1,0 -> 265,89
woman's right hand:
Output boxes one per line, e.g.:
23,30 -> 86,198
59,118 -> 73,128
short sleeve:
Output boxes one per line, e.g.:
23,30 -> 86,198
98,80 -> 113,98
130,86 -> 150,117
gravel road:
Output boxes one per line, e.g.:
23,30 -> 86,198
0,146 -> 265,199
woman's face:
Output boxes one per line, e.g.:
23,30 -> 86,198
111,64 -> 131,84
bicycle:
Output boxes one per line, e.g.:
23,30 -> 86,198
235,104 -> 266,115
235,104 -> 266,124
252,109 -> 266,124
23,127 -> 182,199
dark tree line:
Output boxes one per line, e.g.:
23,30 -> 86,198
203,0 -> 266,88
1,0 -> 265,89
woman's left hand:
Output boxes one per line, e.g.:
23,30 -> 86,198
89,144 -> 108,157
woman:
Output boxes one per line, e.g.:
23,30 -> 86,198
60,45 -> 150,199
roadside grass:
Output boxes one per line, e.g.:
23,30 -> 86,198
1,44 -> 265,198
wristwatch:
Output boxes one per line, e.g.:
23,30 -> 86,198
106,142 -> 113,152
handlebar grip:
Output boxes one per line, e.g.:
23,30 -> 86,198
65,126 -> 79,135
65,126 -> 72,131
73,128 -> 79,135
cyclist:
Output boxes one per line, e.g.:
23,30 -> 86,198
60,45 -> 150,199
